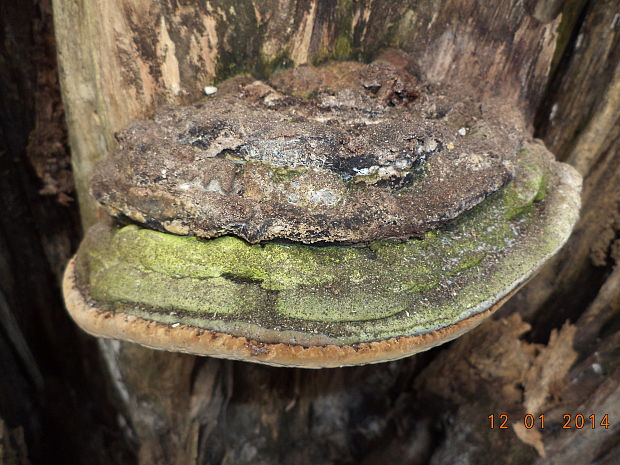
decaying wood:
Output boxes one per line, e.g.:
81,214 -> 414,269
0,1 -> 134,463
1,0 -> 618,463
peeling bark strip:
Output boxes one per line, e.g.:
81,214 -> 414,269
53,0 -> 563,228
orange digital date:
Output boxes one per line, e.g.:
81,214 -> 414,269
487,413 -> 610,430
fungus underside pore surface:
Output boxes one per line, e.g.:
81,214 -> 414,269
76,147 -> 580,346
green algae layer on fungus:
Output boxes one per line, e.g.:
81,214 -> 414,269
75,148 -> 581,346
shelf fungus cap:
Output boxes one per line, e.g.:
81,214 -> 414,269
63,55 -> 582,368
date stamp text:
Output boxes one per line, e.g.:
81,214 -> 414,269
488,413 -> 611,430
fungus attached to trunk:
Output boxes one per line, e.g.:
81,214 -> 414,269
63,52 -> 581,368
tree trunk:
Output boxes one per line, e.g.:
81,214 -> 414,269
2,0 -> 619,464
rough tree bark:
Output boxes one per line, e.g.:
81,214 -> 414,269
1,0 -> 619,464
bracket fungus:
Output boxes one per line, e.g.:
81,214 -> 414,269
63,51 -> 581,368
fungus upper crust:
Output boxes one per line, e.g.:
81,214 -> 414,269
90,58 -> 516,244
76,147 -> 577,347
